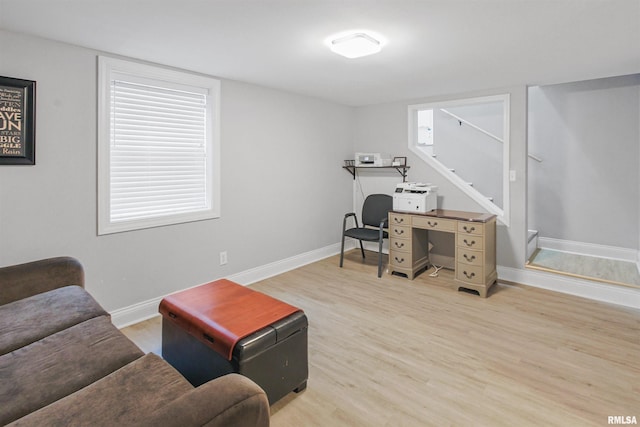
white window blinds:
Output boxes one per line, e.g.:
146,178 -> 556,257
98,56 -> 220,235
110,80 -> 208,222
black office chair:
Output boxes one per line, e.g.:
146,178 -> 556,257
340,194 -> 393,278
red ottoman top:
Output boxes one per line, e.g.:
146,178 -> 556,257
159,279 -> 301,360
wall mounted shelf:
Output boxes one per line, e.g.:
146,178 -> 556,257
342,158 -> 410,182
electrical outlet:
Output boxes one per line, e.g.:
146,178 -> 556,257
219,251 -> 228,265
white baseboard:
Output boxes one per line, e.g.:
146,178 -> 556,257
226,243 -> 345,285
111,243 -> 346,328
538,237 -> 638,262
109,299 -> 163,329
497,266 -> 640,310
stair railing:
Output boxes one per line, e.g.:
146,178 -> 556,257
440,108 -> 542,162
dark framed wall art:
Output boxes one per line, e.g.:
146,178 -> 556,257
0,76 -> 36,165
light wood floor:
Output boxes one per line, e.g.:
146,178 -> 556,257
122,250 -> 640,426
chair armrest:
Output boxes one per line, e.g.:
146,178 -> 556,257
140,374 -> 270,427
343,212 -> 359,231
378,217 -> 388,229
0,256 -> 84,306
378,218 -> 388,242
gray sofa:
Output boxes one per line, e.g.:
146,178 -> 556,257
0,257 -> 270,426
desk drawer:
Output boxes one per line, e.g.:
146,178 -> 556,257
457,234 -> 484,250
456,247 -> 483,267
390,252 -> 412,269
390,237 -> 410,253
456,264 -> 484,285
389,213 -> 410,226
457,222 -> 485,236
412,217 -> 456,232
390,225 -> 410,238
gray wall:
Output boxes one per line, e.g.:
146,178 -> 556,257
0,30 -> 354,311
352,87 -> 528,269
528,75 -> 640,249
10,27 -> 629,313
434,103 -> 504,208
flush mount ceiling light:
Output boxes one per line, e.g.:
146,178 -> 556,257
330,32 -> 382,59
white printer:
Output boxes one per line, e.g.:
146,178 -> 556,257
393,182 -> 438,214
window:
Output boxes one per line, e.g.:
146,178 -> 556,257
98,57 -> 220,234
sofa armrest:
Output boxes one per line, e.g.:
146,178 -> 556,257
0,256 -> 84,306
141,374 -> 270,427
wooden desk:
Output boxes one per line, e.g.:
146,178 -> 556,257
388,209 -> 497,297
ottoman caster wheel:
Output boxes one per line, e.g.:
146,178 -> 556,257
294,380 -> 307,393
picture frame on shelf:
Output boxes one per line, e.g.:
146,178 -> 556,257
392,156 -> 407,167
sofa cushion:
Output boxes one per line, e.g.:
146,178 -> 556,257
9,353 -> 193,426
0,315 -> 144,425
9,360 -> 270,427
0,285 -> 108,355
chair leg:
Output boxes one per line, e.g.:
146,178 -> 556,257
377,236 -> 384,278
359,240 -> 365,259
340,234 -> 346,267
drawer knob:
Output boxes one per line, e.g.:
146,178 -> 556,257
463,225 -> 476,233
395,228 -> 404,235
394,256 -> 405,263
394,242 -> 405,249
463,254 -> 476,262
394,217 -> 404,224
463,271 -> 476,279
463,239 -> 476,247
427,221 -> 437,227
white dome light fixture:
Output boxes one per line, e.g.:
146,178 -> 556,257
329,32 -> 382,59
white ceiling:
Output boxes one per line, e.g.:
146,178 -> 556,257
1,0 -> 638,106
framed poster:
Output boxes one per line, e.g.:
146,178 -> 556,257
0,76 -> 36,165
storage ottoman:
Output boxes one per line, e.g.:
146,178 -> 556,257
159,279 -> 308,405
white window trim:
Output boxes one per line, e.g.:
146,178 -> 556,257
98,56 -> 221,235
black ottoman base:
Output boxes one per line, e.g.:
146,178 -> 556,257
162,311 -> 308,405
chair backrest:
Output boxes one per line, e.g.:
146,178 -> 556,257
361,194 -> 393,228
